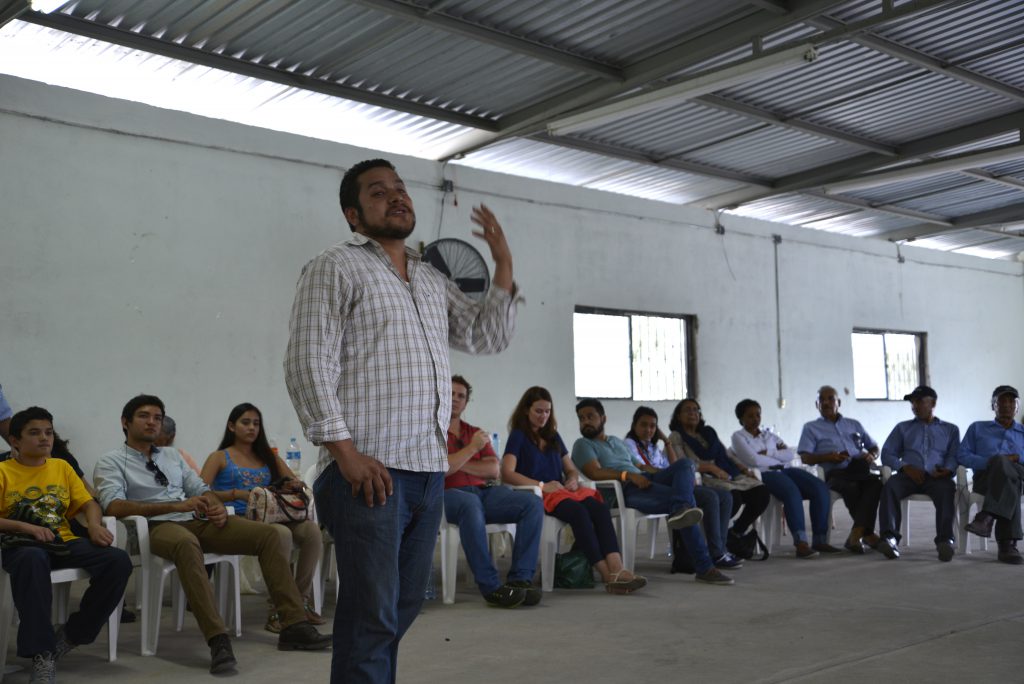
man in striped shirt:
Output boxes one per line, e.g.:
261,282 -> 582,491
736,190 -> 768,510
285,159 -> 519,683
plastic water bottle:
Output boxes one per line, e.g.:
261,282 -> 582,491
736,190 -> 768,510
490,432 -> 500,455
286,437 -> 302,476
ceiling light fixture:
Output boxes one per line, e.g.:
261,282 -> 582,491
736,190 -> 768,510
547,43 -> 818,136
823,144 -> 1024,194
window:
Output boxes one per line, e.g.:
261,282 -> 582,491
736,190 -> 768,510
573,307 -> 694,401
851,329 -> 926,400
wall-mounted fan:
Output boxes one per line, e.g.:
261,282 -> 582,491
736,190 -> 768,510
421,238 -> 490,301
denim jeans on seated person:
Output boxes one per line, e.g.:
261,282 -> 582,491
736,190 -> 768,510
443,485 -> 543,595
314,464 -> 443,684
760,468 -> 832,545
621,458 -> 714,573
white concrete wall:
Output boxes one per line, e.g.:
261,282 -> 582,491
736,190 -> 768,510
1,74 -> 1022,477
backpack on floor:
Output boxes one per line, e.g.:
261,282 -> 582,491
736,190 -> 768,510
670,529 -> 695,574
727,528 -> 770,561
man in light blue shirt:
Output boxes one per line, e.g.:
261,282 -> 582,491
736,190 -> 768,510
877,386 -> 959,561
797,385 -> 882,553
958,385 -> 1024,565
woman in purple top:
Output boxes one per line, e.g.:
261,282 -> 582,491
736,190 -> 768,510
500,386 -> 645,594
200,403 -> 324,631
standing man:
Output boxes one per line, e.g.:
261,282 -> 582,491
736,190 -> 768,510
444,375 -> 543,607
285,158 -> 519,683
877,386 -> 959,561
798,385 -> 883,553
959,385 -> 1024,564
0,383 -> 14,447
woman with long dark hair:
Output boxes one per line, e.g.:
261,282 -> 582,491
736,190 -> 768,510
500,387 -> 645,594
200,403 -> 324,631
623,406 -> 677,469
669,398 -> 768,568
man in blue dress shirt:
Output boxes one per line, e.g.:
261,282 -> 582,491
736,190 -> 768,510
797,385 -> 882,553
958,385 -> 1024,565
877,386 -> 959,561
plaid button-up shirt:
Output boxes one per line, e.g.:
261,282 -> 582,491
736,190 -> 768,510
285,233 -> 519,474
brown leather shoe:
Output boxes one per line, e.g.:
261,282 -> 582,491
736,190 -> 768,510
967,511 -> 995,538
795,542 -> 819,559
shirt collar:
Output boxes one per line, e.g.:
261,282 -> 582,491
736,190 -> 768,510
124,443 -> 161,458
345,232 -> 423,261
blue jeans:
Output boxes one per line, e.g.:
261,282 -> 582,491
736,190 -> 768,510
443,485 -> 543,594
1,538 -> 131,658
314,465 -> 443,684
760,468 -> 830,545
622,459 -> 714,573
694,486 -> 732,558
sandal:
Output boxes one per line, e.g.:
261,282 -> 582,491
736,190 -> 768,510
605,571 -> 647,594
264,612 -> 283,634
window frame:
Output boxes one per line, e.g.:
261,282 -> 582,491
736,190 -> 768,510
573,305 -> 698,401
850,327 -> 929,401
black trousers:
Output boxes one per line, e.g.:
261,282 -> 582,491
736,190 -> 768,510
551,496 -> 620,565
729,485 -> 770,535
973,456 -> 1024,542
827,466 -> 882,533
878,470 -> 955,544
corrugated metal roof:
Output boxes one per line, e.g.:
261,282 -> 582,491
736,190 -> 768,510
3,0 -> 1024,258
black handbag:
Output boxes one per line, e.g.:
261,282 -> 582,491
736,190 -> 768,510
727,528 -> 770,561
554,549 -> 595,588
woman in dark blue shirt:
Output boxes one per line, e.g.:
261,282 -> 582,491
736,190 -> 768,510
500,386 -> 645,594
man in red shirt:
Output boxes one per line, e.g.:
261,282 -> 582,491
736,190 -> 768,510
445,375 -> 544,607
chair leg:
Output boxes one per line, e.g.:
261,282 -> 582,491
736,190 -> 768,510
142,565 -> 166,656
0,572 -> 14,680
440,528 -> 457,605
900,499 -> 911,546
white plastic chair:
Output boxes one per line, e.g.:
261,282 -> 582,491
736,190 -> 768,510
0,516 -> 123,680
813,466 -> 847,543
303,464 -> 334,610
438,504 -> 516,604
956,466 -> 989,555
593,479 -> 667,572
508,485 -> 571,593
880,465 -> 945,547
122,513 -> 241,656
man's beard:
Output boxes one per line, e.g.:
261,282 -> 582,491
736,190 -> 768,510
580,425 -> 600,439
358,206 -> 416,240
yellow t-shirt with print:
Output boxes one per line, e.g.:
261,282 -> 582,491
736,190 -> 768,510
0,458 -> 93,542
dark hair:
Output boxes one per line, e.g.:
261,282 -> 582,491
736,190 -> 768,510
122,395 -> 165,424
734,399 -> 761,424
160,415 -> 177,440
574,398 -> 605,416
509,386 -> 560,453
625,406 -> 659,444
9,406 -> 53,439
216,403 -> 283,480
668,398 -> 704,435
338,158 -> 396,231
451,375 -> 472,401
51,430 -> 72,460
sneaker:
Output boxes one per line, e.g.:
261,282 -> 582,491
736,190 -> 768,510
52,625 -> 76,661
795,542 -> 819,559
695,568 -> 734,585
666,507 -> 703,530
29,652 -> 56,683
119,608 -> 137,624
264,611 -> 283,634
208,633 -> 237,674
997,541 -> 1024,565
506,580 -> 542,606
878,536 -> 900,560
277,620 -> 332,651
936,541 -> 955,562
811,543 -> 844,554
304,603 -> 327,625
714,552 -> 744,569
483,584 -> 526,608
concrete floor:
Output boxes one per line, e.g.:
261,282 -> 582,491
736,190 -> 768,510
5,503 -> 1024,683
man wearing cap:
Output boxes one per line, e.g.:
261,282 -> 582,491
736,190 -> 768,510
877,386 -> 959,561
958,385 -> 1024,564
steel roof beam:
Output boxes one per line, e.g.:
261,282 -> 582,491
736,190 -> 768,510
345,0 -> 623,81
884,202 -> 1024,241
746,1 -> 790,14
19,10 -> 500,132
0,0 -> 28,28
960,169 -> 1024,193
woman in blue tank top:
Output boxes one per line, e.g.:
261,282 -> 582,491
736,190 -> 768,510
200,403 -> 325,632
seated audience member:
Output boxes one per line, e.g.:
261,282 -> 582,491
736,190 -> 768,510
0,383 -> 12,447
155,415 -> 201,474
500,386 -> 646,594
797,386 -> 882,554
878,386 -> 958,562
959,385 -> 1024,564
200,403 -> 325,630
444,375 -> 543,607
623,406 -> 676,469
731,399 -> 842,558
0,407 -> 132,683
572,399 -> 736,585
668,398 -> 769,560
94,394 -> 330,674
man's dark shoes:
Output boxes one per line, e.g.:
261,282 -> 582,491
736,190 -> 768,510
878,536 -> 900,560
967,511 -> 995,538
811,543 -> 844,554
506,580 -> 542,606
208,633 -> 237,674
997,541 -> 1024,565
844,540 -> 866,554
936,540 -> 955,562
483,584 -> 526,608
795,542 -> 819,559
666,506 -> 703,530
277,621 -> 332,651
